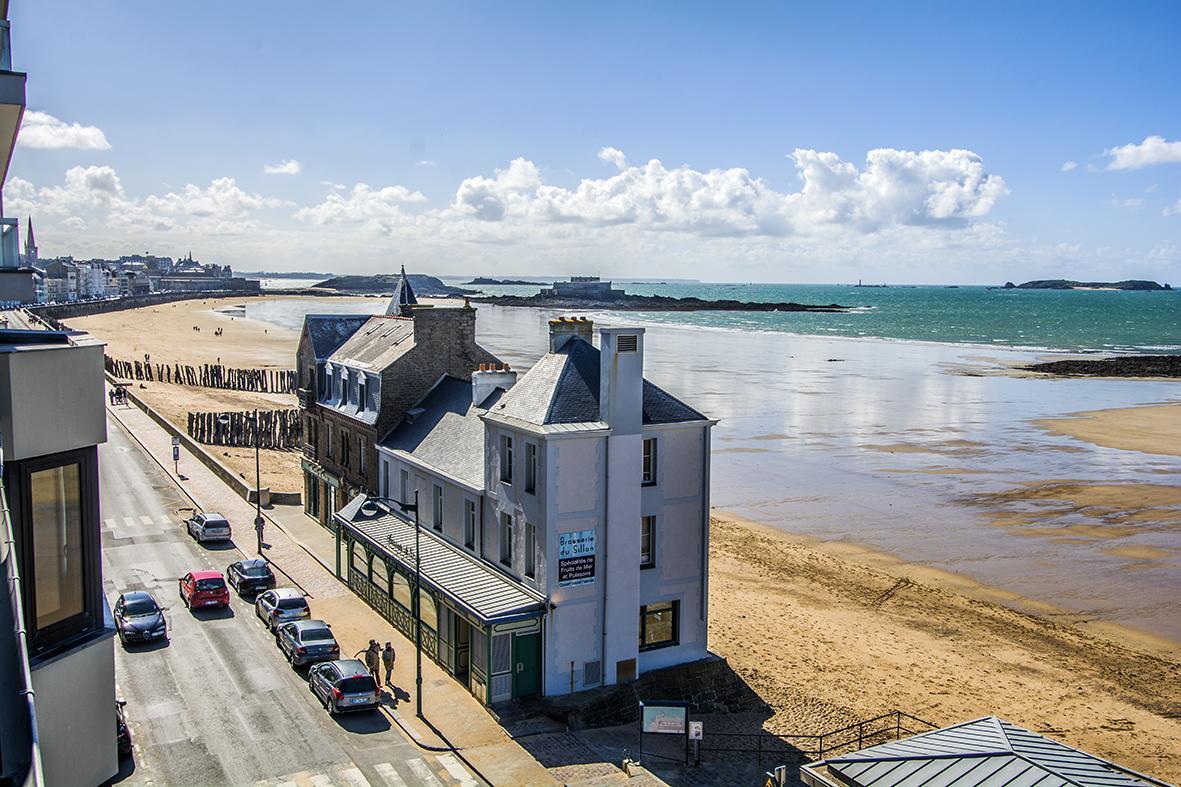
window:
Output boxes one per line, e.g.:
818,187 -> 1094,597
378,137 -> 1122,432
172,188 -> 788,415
351,542 -> 368,579
525,443 -> 537,494
359,443 -> 366,475
326,426 -> 333,459
358,377 -> 367,411
31,463 -> 85,630
642,437 -> 657,485
381,461 -> 390,498
499,434 -> 514,484
392,572 -> 412,611
641,515 -> 655,568
499,512 -> 513,566
433,484 -> 444,531
399,469 -> 409,505
640,601 -> 679,651
339,369 -> 346,402
340,430 -> 349,467
307,416 -> 317,449
464,500 -> 476,549
525,520 -> 536,578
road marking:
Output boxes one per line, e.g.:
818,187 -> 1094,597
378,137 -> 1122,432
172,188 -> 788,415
339,768 -> 371,787
405,759 -> 444,787
123,516 -> 137,528
436,754 -> 476,787
373,763 -> 407,787
104,518 -> 117,529
140,515 -> 155,525
310,775 -> 334,787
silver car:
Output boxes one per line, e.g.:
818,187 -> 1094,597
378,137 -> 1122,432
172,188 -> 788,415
186,512 -> 232,543
254,588 -> 310,632
277,619 -> 340,666
308,659 -> 379,714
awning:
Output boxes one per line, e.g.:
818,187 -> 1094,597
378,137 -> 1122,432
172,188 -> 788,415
335,496 -> 547,626
301,459 -> 340,488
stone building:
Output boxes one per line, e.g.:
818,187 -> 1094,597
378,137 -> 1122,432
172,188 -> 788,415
297,269 -> 499,527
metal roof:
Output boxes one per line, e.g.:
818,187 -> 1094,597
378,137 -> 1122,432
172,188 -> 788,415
328,316 -> 415,370
802,717 -> 1171,787
301,314 -> 371,360
336,496 -> 547,625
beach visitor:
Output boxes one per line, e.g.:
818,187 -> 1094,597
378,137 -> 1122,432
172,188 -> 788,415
381,642 -> 395,686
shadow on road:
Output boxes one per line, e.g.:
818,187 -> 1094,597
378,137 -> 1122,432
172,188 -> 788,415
105,753 -> 137,785
190,606 -> 235,620
198,541 -> 238,552
119,637 -> 170,653
332,709 -> 392,734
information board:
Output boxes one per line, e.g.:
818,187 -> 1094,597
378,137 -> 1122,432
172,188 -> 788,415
641,703 -> 688,735
557,529 -> 596,587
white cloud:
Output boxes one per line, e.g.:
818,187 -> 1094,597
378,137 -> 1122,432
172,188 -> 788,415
294,183 -> 428,232
1110,195 -> 1145,210
320,181 -> 346,191
598,147 -> 628,171
416,160 -> 437,168
1061,160 -> 1078,172
17,111 -> 111,150
1104,135 -> 1181,171
263,159 -> 302,175
1164,198 -> 1181,217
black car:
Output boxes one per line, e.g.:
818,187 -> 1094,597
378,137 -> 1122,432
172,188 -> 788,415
113,591 -> 167,645
308,659 -> 379,715
277,619 -> 340,666
227,558 -> 276,595
116,700 -> 132,757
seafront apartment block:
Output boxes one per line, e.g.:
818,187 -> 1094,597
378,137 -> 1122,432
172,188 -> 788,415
335,316 -> 716,705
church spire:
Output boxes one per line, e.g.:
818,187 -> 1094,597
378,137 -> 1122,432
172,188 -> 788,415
385,264 -> 418,316
24,217 -> 37,264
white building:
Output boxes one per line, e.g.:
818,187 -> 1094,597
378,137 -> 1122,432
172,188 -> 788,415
337,317 -> 714,704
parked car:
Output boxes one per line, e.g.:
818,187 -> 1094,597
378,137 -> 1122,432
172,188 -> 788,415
116,699 -> 132,757
277,619 -> 340,666
178,570 -> 230,609
254,588 -> 310,632
186,512 -> 232,543
113,591 -> 168,645
308,659 -> 379,714
227,558 -> 275,595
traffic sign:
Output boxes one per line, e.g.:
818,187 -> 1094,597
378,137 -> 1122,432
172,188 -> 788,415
171,435 -> 180,447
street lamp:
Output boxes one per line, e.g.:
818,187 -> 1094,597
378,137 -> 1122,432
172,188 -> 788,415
360,492 -> 423,720
219,410 -> 263,554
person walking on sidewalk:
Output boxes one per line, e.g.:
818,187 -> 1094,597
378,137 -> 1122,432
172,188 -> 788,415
363,640 -> 381,684
381,642 -> 395,686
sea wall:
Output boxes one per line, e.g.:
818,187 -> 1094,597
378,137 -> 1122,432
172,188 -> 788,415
28,290 -> 269,322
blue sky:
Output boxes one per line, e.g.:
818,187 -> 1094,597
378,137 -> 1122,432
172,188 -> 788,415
6,1 -> 1181,283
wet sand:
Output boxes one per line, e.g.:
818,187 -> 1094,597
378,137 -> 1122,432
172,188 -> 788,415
1036,403 -> 1181,458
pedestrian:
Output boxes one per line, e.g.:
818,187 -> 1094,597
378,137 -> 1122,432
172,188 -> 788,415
108,389 -> 114,406
381,642 -> 395,686
363,639 -> 381,684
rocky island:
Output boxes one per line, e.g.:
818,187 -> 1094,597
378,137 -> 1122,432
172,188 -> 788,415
1021,355 -> 1181,378
465,276 -> 540,286
473,291 -> 849,312
1003,279 -> 1172,291
312,273 -> 473,297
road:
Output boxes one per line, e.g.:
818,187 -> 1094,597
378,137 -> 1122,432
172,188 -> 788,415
101,415 -> 474,786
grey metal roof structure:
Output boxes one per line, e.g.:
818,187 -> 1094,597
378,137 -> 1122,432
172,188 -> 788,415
328,316 -> 415,370
801,716 -> 1171,787
384,265 -> 418,315
302,314 -> 371,360
489,336 -> 707,427
336,496 -> 546,625
379,375 -> 498,489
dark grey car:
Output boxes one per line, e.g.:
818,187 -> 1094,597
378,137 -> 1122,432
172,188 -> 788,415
308,659 -> 379,714
113,591 -> 168,646
277,619 -> 340,666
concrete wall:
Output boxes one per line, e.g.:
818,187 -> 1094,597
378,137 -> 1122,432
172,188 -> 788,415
30,625 -> 117,787
0,342 -> 106,461
29,289 -> 268,322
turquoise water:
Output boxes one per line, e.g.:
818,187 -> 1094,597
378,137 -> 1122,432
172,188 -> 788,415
446,280 -> 1181,354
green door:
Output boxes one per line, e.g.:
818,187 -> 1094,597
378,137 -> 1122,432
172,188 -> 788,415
512,633 -> 541,697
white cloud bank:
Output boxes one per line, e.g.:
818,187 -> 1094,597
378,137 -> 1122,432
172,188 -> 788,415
1104,136 -> 1181,170
263,159 -> 302,175
1061,160 -> 1078,172
18,111 -> 111,150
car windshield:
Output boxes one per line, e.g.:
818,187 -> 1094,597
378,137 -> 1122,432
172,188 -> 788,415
301,628 -> 333,642
338,676 -> 376,694
241,565 -> 270,578
203,519 -> 228,528
195,578 -> 225,591
123,599 -> 158,616
277,598 -> 307,610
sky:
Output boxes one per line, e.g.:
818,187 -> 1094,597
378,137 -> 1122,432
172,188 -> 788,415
5,1 -> 1181,284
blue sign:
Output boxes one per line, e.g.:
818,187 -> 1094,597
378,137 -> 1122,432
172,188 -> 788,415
557,529 -> 596,587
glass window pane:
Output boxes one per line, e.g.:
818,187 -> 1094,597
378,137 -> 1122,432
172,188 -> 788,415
31,463 -> 85,629
392,572 -> 412,611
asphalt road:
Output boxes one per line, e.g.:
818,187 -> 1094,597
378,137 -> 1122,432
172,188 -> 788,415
102,415 -> 472,786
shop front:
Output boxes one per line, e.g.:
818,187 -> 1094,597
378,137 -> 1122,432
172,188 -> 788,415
301,458 -> 341,530
336,499 -> 547,706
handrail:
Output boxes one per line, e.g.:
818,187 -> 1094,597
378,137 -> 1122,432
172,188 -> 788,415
0,481 -> 44,786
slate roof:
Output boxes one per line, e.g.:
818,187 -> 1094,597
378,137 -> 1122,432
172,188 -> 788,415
801,717 -> 1170,787
385,265 -> 418,315
379,376 -> 499,489
302,314 -> 371,360
489,336 -> 707,427
328,316 -> 415,370
336,496 -> 546,624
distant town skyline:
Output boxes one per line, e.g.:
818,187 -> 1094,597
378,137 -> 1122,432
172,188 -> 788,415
5,1 -> 1180,284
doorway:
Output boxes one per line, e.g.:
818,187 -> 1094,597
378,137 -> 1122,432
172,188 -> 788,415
454,618 -> 471,683
512,632 -> 540,698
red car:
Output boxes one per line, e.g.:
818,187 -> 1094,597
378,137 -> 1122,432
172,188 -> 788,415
179,570 -> 230,610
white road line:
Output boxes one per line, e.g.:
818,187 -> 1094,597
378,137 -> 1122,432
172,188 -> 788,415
104,518 -> 117,529
274,782 -> 297,787
310,775 -> 334,787
373,763 -> 407,787
123,516 -> 137,528
140,515 -> 154,525
436,754 -> 476,787
338,767 -> 371,787
405,759 -> 444,787
157,514 -> 174,525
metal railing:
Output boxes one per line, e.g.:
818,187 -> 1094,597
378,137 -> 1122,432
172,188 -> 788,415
1,482 -> 45,786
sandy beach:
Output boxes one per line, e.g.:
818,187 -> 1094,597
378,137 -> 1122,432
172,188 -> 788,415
1037,402 -> 1181,458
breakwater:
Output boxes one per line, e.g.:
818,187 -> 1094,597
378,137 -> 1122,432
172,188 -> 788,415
187,409 -> 302,450
105,355 -> 298,393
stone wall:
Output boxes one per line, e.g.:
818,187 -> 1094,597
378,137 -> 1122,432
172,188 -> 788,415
29,290 -> 268,322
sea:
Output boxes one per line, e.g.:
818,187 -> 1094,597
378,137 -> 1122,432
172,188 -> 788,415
244,280 -> 1181,641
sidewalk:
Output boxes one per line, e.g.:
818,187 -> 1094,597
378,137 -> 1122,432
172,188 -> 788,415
106,393 -> 558,786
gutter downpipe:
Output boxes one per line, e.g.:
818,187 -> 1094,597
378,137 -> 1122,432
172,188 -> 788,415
600,434 -> 609,685
1,482 -> 45,787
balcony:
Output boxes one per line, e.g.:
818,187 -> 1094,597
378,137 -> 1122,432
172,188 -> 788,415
0,217 -> 17,268
0,20 -> 26,188
296,387 -> 314,408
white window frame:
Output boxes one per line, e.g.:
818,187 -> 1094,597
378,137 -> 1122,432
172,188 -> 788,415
525,442 -> 537,494
525,520 -> 536,578
464,499 -> 476,549
642,437 -> 657,485
500,434 -> 514,485
432,484 -> 444,531
641,515 -> 655,569
499,512 -> 513,566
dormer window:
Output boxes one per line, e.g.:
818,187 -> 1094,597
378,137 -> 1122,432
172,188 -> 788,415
358,377 -> 367,412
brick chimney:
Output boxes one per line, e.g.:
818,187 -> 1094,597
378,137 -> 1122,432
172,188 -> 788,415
548,316 -> 593,351
472,363 -> 517,406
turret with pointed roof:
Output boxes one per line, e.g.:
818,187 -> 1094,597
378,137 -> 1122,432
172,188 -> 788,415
23,216 -> 37,264
385,264 -> 418,316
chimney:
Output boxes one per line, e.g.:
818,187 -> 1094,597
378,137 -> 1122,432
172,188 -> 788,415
549,316 -> 594,352
598,327 -> 644,434
472,363 -> 517,406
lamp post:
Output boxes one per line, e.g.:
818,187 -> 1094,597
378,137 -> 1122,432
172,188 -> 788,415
361,492 -> 424,720
219,410 -> 263,554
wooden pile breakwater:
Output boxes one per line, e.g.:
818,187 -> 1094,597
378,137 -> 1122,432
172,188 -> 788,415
187,409 -> 302,450
105,355 -> 298,394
